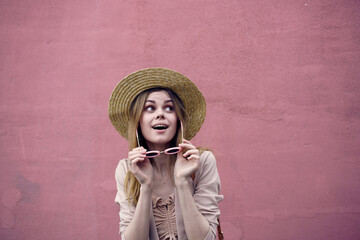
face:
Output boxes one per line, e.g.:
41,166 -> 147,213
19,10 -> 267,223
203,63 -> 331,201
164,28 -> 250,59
139,90 -> 178,150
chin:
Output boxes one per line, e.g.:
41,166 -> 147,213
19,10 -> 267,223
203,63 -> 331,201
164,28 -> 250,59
152,138 -> 172,146
148,135 -> 174,146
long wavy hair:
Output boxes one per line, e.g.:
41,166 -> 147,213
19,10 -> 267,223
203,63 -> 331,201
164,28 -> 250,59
124,87 -> 187,206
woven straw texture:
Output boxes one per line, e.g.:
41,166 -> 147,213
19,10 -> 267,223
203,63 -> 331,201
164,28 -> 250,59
108,68 -> 206,140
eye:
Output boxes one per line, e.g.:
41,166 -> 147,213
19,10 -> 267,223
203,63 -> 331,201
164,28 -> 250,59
144,105 -> 155,112
164,105 -> 174,112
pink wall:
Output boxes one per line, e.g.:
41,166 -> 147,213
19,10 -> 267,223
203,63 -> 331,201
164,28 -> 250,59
1,0 -> 360,239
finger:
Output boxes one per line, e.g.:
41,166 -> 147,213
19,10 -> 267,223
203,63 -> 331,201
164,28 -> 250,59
129,147 -> 146,154
181,139 -> 194,146
131,154 -> 147,162
183,149 -> 199,158
129,150 -> 146,157
128,148 -> 146,158
186,154 -> 200,161
130,147 -> 145,152
179,143 -> 196,150
131,157 -> 146,165
129,152 -> 146,161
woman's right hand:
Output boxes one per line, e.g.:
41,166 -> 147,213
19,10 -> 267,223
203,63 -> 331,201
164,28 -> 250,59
128,147 -> 153,188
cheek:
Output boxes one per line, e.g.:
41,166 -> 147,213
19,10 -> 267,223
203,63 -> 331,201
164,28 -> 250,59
168,112 -> 178,121
139,124 -> 151,142
139,115 -> 150,134
139,113 -> 150,124
169,115 -> 178,133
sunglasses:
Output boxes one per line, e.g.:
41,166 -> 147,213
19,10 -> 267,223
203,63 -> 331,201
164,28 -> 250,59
136,121 -> 183,158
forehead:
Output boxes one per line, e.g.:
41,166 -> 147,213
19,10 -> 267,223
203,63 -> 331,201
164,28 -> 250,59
146,90 -> 172,101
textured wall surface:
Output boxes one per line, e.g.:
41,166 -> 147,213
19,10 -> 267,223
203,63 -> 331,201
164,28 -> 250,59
1,0 -> 360,239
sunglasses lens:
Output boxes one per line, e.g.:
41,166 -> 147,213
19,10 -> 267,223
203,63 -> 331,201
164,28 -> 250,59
146,151 -> 160,158
165,147 -> 181,155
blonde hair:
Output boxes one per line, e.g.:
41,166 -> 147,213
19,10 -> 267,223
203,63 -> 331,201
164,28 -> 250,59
125,88 -> 186,205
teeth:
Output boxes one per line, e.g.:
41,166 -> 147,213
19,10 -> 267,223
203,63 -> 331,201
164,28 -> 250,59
153,125 -> 167,129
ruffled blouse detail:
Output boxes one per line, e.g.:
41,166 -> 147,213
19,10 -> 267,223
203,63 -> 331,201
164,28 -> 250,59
152,193 -> 178,240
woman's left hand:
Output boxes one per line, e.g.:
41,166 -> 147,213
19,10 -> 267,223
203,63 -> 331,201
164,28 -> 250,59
174,139 -> 200,182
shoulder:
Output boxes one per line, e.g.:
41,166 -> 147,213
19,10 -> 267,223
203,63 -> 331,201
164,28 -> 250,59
115,159 -> 129,183
199,150 -> 217,167
195,150 -> 218,178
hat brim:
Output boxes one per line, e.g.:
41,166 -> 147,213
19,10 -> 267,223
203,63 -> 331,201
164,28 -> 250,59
108,68 -> 206,140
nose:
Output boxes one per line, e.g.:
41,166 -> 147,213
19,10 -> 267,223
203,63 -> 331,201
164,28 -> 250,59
155,109 -> 165,119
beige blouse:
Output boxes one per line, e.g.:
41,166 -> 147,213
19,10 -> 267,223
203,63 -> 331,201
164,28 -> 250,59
152,193 -> 178,240
115,151 -> 224,240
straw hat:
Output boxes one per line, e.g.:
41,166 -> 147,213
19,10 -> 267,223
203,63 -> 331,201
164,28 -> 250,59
108,68 -> 206,140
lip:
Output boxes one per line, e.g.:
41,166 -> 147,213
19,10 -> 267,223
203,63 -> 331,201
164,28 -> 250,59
152,129 -> 167,134
151,123 -> 169,128
151,123 -> 169,133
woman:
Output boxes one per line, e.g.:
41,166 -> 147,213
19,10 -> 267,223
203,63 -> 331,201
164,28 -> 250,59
109,68 -> 223,240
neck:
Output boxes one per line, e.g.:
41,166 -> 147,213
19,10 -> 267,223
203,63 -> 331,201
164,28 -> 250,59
145,142 -> 173,174
152,154 -> 171,174
146,141 -> 171,151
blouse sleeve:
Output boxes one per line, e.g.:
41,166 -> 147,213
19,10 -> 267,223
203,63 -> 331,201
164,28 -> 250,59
115,159 -> 135,239
193,151 -> 224,240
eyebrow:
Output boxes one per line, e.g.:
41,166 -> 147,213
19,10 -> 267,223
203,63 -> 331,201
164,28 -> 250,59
145,99 -> 174,103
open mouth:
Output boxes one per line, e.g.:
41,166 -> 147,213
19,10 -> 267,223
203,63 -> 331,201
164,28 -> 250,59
152,124 -> 168,130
